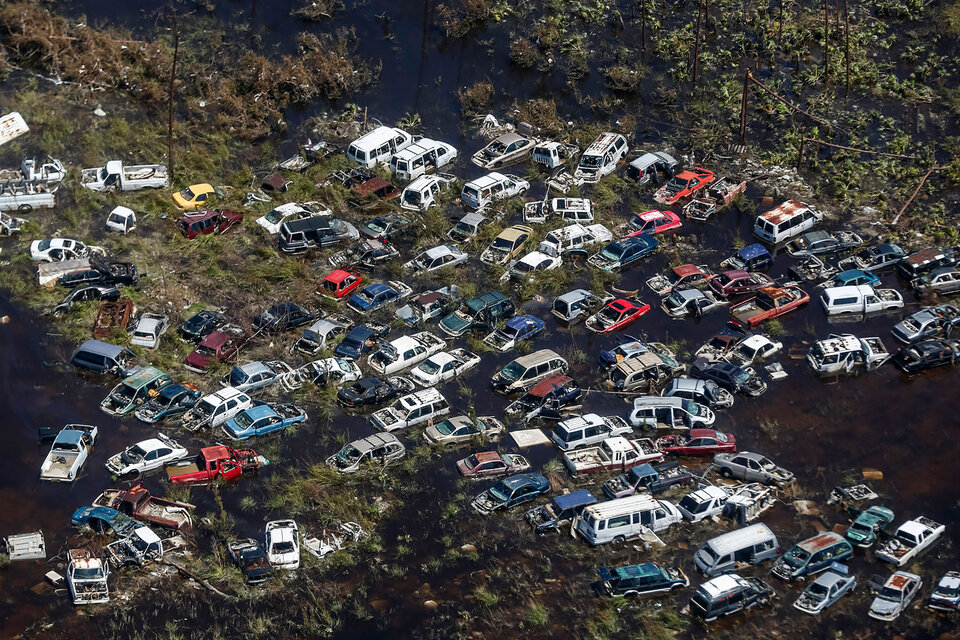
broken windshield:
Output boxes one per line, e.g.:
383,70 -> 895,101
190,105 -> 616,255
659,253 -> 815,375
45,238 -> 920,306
336,445 -> 361,464
580,154 -> 603,168
780,547 -> 810,568
600,246 -> 623,262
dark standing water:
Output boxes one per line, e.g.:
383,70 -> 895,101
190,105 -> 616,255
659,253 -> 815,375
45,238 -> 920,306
1,0 -> 959,638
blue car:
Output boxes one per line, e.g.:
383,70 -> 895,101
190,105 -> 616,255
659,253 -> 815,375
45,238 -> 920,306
334,323 -> 390,360
346,281 -> 412,314
134,383 -> 202,424
723,243 -> 773,271
471,472 -> 550,515
482,314 -> 545,351
222,403 -> 307,440
588,235 -> 658,272
598,334 -> 652,367
825,269 -> 879,288
71,506 -> 138,535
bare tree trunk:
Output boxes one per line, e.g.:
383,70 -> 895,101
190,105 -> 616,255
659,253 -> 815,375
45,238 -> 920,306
167,12 -> 179,183
693,0 -> 704,84
844,0 -> 851,99
641,0 -> 647,58
824,0 -> 830,79
739,68 -> 750,146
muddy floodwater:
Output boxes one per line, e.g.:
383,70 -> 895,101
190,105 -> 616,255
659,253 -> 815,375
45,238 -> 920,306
1,0 -> 959,638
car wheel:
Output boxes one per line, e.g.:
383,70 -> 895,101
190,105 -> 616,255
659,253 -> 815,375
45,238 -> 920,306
613,535 -> 626,544
720,467 -> 733,479
18,203 -> 32,213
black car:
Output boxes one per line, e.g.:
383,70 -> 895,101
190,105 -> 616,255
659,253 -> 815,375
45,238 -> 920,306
333,323 -> 390,360
892,339 -> 960,373
337,376 -> 416,409
179,310 -> 228,342
47,284 -> 121,316
253,302 -> 316,333
690,358 -> 767,397
228,538 -> 273,585
56,260 -> 139,288
359,213 -> 415,241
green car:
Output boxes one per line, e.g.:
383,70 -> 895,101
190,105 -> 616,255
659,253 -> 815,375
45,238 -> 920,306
845,505 -> 895,548
100,366 -> 172,416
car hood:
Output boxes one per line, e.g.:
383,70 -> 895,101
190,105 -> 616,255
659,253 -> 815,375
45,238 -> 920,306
185,351 -> 213,369
870,597 -> 900,617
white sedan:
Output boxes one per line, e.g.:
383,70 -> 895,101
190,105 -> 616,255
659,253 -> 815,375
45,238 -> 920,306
410,348 -> 481,386
265,519 -> 300,570
402,245 -> 468,274
256,202 -> 331,235
104,433 -> 188,476
130,313 -> 170,349
30,238 -> 105,262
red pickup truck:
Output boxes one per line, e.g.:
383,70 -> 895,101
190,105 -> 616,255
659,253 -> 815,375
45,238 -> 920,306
729,285 -> 809,328
94,481 -> 195,530
165,445 -> 263,484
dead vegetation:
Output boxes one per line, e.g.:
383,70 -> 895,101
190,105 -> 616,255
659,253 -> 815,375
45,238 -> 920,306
0,2 -> 376,141
458,80 -> 495,117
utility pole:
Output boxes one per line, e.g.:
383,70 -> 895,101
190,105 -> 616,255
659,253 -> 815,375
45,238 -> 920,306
844,0 -> 851,99
167,10 -> 180,182
641,0 -> 647,58
693,0 -> 704,84
739,68 -> 750,146
823,0 -> 830,79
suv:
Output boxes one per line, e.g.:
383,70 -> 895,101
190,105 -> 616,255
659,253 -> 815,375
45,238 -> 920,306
177,209 -> 243,239
605,354 -> 682,392
439,291 -> 515,337
627,396 -> 715,429
278,217 -> 358,252
574,132 -> 628,183
180,387 -> 254,431
771,532 -> 853,582
490,349 -> 568,393
661,377 -> 734,409
326,433 -> 405,473
550,414 -> 632,451
689,574 -> 775,622
370,389 -> 450,432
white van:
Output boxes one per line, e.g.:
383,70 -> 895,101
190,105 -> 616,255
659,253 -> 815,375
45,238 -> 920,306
460,172 -> 529,210
576,494 -> 681,545
346,126 -> 414,168
523,197 -> 593,224
694,523 -> 780,577
574,132 -> 628,183
538,223 -> 612,258
401,174 -> 454,212
752,200 -> 822,244
819,284 -> 904,317
390,138 -> 458,181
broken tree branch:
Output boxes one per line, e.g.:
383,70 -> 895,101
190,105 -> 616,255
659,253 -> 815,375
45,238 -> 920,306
161,560 -> 234,599
891,164 -> 947,225
747,71 -> 833,129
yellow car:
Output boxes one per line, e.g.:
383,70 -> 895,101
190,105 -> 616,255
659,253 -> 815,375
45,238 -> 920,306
173,183 -> 222,210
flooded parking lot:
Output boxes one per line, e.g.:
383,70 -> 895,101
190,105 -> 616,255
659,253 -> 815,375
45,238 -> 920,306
0,0 -> 959,637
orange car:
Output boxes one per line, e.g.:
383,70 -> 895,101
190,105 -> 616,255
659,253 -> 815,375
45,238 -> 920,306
653,167 -> 714,205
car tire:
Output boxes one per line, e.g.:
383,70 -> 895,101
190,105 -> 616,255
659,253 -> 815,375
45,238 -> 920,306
720,467 -> 733,479
613,535 -> 626,544
18,203 -> 32,213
